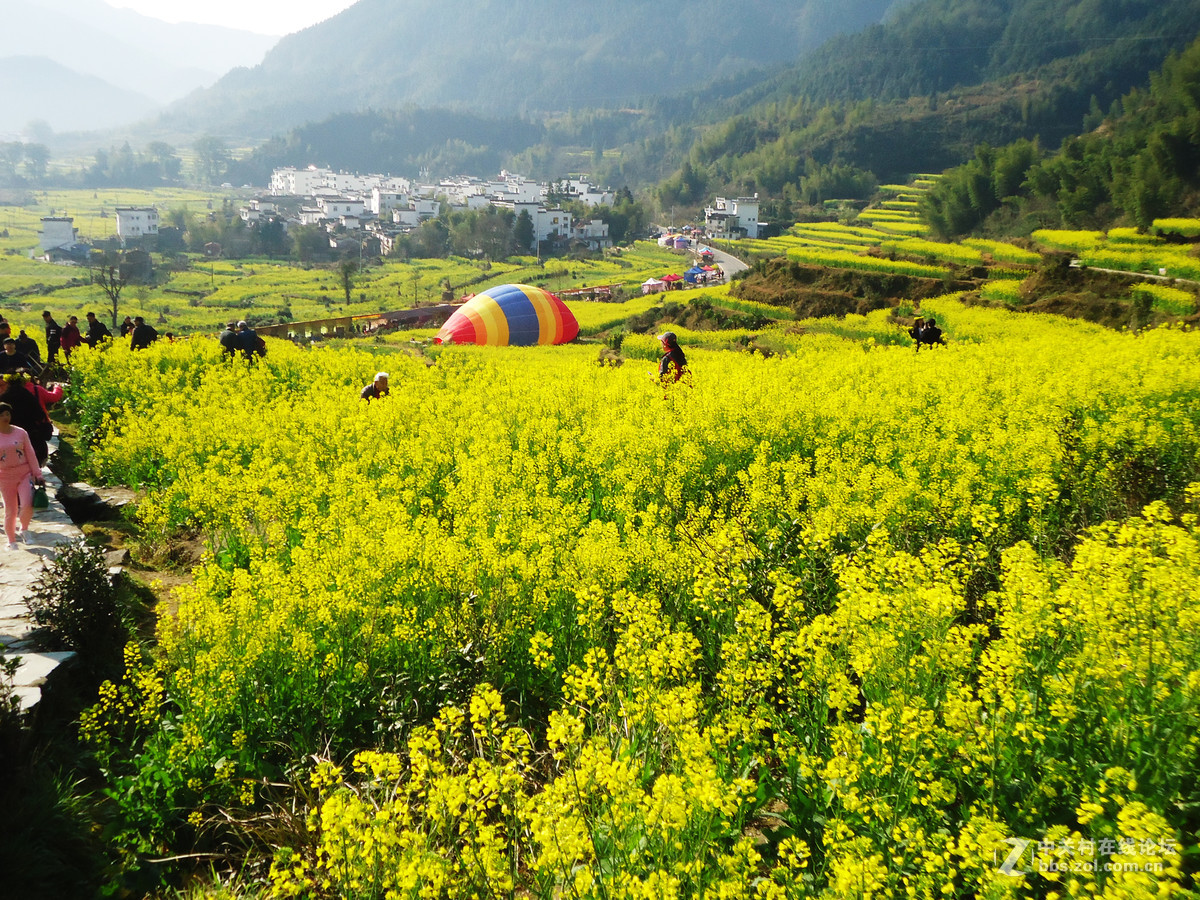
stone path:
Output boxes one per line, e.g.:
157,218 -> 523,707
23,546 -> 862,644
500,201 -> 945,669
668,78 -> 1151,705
0,439 -> 82,712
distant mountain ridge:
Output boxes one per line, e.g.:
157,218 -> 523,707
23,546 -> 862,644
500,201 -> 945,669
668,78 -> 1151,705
4,0 -> 277,134
0,56 -> 159,136
157,0 -> 907,138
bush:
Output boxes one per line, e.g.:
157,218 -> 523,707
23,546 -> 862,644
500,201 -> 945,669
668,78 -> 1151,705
27,541 -> 126,675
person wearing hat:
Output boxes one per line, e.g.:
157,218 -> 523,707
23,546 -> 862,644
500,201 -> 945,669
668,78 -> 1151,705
218,321 -> 239,358
919,315 -> 945,350
361,372 -> 389,400
657,330 -> 688,385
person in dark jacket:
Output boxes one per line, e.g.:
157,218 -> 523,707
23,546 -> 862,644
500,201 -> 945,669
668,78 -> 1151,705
130,316 -> 159,350
85,312 -> 112,347
0,338 -> 41,378
41,311 -> 62,366
235,321 -> 264,359
119,315 -> 135,338
14,330 -> 39,363
218,321 -> 239,358
916,316 -> 945,351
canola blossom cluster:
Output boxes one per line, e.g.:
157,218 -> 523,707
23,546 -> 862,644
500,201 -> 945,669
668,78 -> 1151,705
71,298 -> 1199,898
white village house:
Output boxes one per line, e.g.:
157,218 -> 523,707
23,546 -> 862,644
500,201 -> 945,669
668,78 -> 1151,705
38,216 -> 78,252
115,206 -> 159,245
704,195 -> 762,240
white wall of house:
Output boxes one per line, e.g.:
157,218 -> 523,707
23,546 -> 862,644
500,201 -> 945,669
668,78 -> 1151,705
572,218 -> 612,249
116,206 -> 159,244
513,201 -> 572,246
270,166 -> 332,196
317,197 -> 366,220
565,178 -> 614,206
38,217 -> 77,251
370,189 -> 409,215
704,195 -> 761,239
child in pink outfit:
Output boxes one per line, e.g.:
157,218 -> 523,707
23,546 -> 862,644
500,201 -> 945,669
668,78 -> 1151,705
0,400 -> 43,549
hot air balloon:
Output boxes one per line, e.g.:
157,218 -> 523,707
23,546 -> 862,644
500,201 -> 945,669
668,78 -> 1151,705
434,284 -> 579,346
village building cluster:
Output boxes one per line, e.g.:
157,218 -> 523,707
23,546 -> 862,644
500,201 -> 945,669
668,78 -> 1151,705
257,166 -> 617,255
33,169 -> 762,267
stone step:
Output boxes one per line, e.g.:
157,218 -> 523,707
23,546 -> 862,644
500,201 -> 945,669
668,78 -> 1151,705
0,434 -> 88,714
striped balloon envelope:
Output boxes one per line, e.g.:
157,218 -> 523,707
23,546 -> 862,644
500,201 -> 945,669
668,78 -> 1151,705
434,284 -> 579,346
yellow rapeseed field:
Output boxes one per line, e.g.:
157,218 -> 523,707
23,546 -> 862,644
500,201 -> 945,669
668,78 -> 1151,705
69,297 -> 1199,898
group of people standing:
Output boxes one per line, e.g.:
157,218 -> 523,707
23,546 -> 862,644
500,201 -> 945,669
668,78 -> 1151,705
908,316 -> 945,351
36,310 -> 164,366
218,321 -> 267,360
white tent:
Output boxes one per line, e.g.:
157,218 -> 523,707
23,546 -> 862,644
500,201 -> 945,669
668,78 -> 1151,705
641,278 -> 666,294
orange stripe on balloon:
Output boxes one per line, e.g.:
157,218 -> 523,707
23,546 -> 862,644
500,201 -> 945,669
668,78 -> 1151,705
460,307 -> 485,344
522,285 -> 558,344
476,296 -> 509,345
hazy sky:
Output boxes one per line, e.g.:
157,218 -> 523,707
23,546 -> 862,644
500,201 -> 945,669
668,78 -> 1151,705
106,0 -> 359,36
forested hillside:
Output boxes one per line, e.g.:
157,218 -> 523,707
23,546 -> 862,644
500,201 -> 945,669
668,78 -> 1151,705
158,0 -> 898,138
225,109 -> 546,187
214,0 -> 1200,234
646,0 -> 1200,217
923,35 -> 1200,235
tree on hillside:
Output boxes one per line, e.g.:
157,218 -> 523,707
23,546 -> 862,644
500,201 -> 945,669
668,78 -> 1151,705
193,135 -> 231,185
513,210 -> 535,253
340,259 -> 358,304
90,254 -> 128,330
22,144 -> 49,182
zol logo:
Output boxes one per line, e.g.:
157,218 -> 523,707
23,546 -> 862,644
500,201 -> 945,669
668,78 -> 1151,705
998,837 -> 1032,876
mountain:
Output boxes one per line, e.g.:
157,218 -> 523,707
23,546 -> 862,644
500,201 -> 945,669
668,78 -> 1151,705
156,0 -> 906,139
0,56 -> 159,135
6,0 -> 277,131
638,0 -> 1200,198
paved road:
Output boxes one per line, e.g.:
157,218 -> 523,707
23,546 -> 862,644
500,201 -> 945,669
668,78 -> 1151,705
1072,259 -> 1198,286
707,246 -> 749,279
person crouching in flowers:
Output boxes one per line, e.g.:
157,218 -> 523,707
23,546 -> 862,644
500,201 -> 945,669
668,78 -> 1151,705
657,331 -> 689,387
361,371 -> 389,401
0,401 -> 44,550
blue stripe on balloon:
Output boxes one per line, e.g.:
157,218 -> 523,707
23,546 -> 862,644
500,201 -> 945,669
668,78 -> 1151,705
502,293 -> 539,346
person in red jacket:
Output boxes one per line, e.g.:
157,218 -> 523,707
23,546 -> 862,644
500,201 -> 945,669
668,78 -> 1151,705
61,315 -> 83,362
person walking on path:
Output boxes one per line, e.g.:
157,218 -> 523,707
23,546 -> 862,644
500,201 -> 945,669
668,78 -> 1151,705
0,375 -> 50,466
0,400 -> 44,550
85,312 -> 112,348
61,315 -> 82,362
24,374 -> 63,426
42,310 -> 63,367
